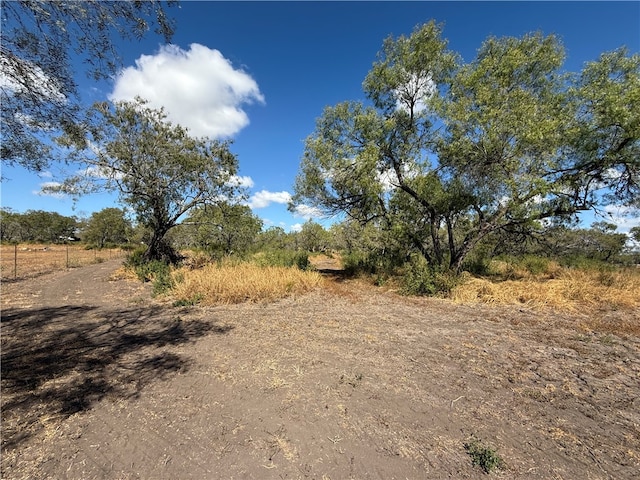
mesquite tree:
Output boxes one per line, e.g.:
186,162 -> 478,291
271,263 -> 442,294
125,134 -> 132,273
291,22 -> 639,272
56,98 -> 241,263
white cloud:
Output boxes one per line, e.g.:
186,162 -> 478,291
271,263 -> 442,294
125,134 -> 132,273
293,204 -> 324,220
248,190 -> 292,209
290,223 -> 303,233
602,205 -> 640,234
227,175 -> 255,188
110,43 -> 265,139
37,171 -> 53,179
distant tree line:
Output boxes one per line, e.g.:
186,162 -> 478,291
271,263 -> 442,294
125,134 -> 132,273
2,205 -> 637,273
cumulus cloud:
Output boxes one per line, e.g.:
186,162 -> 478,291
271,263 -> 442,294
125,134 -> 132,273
227,175 -> 255,188
110,43 -> 265,139
248,190 -> 292,209
290,223 -> 303,233
292,204 -> 324,220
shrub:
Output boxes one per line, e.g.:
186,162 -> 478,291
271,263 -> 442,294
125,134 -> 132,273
520,255 -> 551,276
341,250 -> 399,278
125,246 -> 148,268
254,249 -> 311,270
401,255 -> 460,296
464,436 -> 506,474
125,247 -> 174,295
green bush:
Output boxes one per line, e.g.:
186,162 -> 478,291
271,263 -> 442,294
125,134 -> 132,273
401,255 -> 460,296
125,248 -> 174,295
520,255 -> 551,276
464,436 -> 506,474
560,254 -> 616,271
125,246 -> 148,268
254,249 -> 311,270
342,250 -> 398,278
462,254 -> 492,276
295,252 -> 311,271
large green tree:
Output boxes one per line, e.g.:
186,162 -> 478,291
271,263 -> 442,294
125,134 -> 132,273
1,0 -> 176,171
291,22 -> 640,272
82,207 -> 133,248
185,203 -> 263,258
56,98 -> 241,263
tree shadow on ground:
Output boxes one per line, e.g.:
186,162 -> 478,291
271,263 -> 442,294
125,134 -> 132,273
1,304 -> 232,450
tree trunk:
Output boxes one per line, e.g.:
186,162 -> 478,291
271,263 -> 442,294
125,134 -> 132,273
143,228 -> 181,264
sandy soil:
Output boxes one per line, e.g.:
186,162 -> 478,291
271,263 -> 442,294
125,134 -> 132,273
1,259 -> 639,479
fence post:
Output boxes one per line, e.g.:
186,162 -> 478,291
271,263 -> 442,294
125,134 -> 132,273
14,244 -> 17,279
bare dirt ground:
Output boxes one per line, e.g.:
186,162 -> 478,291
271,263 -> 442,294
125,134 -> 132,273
1,259 -> 639,479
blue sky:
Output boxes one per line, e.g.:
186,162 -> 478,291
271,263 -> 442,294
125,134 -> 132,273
2,1 -> 639,233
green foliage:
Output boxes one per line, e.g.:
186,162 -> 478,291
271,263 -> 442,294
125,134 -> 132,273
291,22 -> 639,274
0,208 -> 78,243
256,227 -> 294,251
464,436 -> 506,474
297,220 -> 332,252
342,251 -> 375,275
518,255 -> 552,276
81,207 -> 132,248
254,249 -> 311,271
127,253 -> 174,296
125,246 -> 148,269
56,98 -> 243,263
401,255 -> 460,296
462,255 -> 492,276
182,203 -> 263,259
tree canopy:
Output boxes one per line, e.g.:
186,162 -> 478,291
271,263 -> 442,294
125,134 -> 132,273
56,98 -> 242,263
81,207 -> 133,248
291,22 -> 640,272
1,0 -> 176,171
183,203 -> 263,258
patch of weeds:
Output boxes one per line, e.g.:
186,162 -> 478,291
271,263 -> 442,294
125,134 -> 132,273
255,249 -> 312,270
464,436 -> 506,474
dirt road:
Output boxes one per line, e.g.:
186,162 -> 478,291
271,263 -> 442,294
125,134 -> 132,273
2,259 -> 639,479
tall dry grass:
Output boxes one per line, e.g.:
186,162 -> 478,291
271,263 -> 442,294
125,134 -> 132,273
170,262 -> 323,305
451,264 -> 640,335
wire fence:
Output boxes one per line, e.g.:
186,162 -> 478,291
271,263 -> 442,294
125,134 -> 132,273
0,244 -> 127,282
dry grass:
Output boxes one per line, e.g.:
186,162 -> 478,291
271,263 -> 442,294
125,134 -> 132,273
170,262 -> 323,305
452,265 -> 640,335
0,244 -> 126,281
